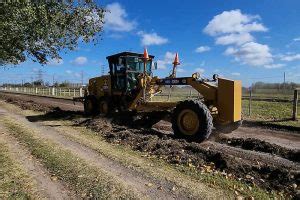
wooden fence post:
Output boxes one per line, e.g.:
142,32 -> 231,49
293,89 -> 298,120
79,88 -> 83,97
249,89 -> 252,116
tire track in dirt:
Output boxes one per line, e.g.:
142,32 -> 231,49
1,91 -> 300,197
0,124 -> 75,200
217,136 -> 300,162
0,107 -> 195,200
78,116 -> 299,197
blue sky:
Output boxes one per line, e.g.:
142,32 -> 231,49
1,0 -> 300,86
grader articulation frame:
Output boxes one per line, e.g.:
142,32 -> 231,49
75,50 -> 242,142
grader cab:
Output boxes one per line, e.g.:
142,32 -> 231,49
77,50 -> 242,142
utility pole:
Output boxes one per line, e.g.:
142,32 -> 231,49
283,72 -> 286,93
36,69 -> 43,86
52,74 -> 55,86
81,71 -> 84,86
101,65 -> 105,76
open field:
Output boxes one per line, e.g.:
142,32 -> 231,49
0,91 -> 299,199
242,99 -> 300,128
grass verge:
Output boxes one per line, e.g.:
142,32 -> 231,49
242,99 -> 300,129
0,141 -> 35,199
0,117 -> 139,199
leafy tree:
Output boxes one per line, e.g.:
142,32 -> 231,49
23,82 -> 32,87
59,80 -> 71,87
33,79 -> 43,86
0,0 -> 105,65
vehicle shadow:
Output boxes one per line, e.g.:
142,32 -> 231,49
25,107 -> 223,141
243,119 -> 300,132
26,107 -> 85,122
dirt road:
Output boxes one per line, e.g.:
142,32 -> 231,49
0,91 -> 299,199
1,92 -> 298,149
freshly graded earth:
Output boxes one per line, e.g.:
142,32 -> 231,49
0,91 -> 299,199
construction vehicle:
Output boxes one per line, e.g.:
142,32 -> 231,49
74,49 -> 242,142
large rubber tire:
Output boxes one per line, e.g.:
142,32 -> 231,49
98,97 -> 112,116
84,96 -> 97,116
172,100 -> 213,142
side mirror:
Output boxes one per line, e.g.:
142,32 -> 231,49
152,62 -> 158,70
118,58 -> 123,65
213,74 -> 219,81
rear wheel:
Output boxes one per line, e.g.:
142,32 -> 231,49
84,96 -> 96,115
98,97 -> 112,116
172,100 -> 213,142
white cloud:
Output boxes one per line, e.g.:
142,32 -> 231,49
138,31 -> 168,46
105,3 -> 136,32
215,33 -> 254,46
293,37 -> 300,41
224,42 -> 273,66
264,63 -> 286,69
280,54 -> 300,62
203,9 -> 267,36
32,68 -> 39,72
72,56 -> 88,65
195,46 -> 211,53
156,51 -> 176,69
48,58 -> 63,66
177,68 -> 186,73
74,73 -> 81,78
231,72 -> 240,76
204,10 -> 275,68
195,68 -> 205,73
65,70 -> 72,74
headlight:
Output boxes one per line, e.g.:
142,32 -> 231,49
192,72 -> 200,79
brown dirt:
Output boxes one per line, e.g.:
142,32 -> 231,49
0,107 -> 195,199
1,92 -> 300,198
218,137 -> 300,162
77,117 -> 300,196
0,92 -> 83,112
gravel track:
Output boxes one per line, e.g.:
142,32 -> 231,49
1,91 -> 299,198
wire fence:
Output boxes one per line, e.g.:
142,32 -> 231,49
0,86 -> 298,125
0,86 -> 83,99
152,86 -> 299,124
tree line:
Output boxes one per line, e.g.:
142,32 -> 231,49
250,82 -> 300,90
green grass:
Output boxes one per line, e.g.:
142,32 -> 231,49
1,117 -> 139,199
242,99 -> 300,128
0,142 -> 34,199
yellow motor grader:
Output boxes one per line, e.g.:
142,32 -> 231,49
75,50 -> 242,142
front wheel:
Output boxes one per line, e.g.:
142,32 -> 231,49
98,97 -> 112,116
172,100 -> 213,142
84,96 -> 97,115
